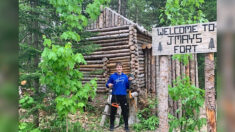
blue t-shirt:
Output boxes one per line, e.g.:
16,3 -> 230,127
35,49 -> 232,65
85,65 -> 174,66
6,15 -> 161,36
106,72 -> 129,95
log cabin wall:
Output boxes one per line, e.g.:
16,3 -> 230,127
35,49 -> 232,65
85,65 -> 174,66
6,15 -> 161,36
82,26 -> 131,92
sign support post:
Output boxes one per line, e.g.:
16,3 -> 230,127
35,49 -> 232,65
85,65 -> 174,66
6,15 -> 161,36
158,55 -> 169,132
205,53 -> 216,132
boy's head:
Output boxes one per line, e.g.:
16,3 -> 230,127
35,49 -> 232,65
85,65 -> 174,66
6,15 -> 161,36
115,62 -> 123,74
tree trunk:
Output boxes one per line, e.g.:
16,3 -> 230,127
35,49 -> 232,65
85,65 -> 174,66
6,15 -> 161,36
118,0 -> 121,14
122,0 -> 127,17
205,53 -> 216,132
32,0 -> 40,127
158,55 -> 169,132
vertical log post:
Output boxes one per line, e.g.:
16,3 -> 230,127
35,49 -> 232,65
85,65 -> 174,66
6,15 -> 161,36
155,56 -> 160,95
147,50 -> 151,93
103,57 -> 109,84
128,25 -> 139,124
190,54 -> 196,85
151,55 -> 156,94
205,53 -> 216,132
168,56 -> 173,115
195,54 -> 199,88
175,60 -> 182,118
158,55 -> 169,132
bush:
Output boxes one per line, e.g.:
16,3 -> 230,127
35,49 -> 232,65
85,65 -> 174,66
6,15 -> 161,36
168,76 -> 206,132
133,98 -> 159,131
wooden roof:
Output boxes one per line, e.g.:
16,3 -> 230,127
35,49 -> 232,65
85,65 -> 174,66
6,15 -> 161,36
86,7 -> 151,37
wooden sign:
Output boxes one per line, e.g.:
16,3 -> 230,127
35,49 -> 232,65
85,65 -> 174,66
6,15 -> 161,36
152,22 -> 217,55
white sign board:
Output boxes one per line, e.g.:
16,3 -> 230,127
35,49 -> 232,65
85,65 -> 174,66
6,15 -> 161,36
152,22 -> 217,55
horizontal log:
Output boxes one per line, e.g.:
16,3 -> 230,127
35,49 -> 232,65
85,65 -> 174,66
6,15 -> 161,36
137,33 -> 152,40
82,80 -> 105,84
87,33 -> 129,41
139,65 -> 144,69
109,59 -> 130,63
110,71 -> 130,74
96,89 -> 109,93
81,71 -> 104,74
92,38 -> 129,44
109,56 -> 130,61
137,39 -> 151,45
138,52 -> 144,56
138,78 -> 145,82
109,70 -> 130,73
109,66 -> 130,69
86,60 -> 103,64
97,84 -> 106,87
82,77 -> 107,81
109,68 -> 130,71
80,64 -> 103,68
97,41 -> 128,47
107,62 -> 130,67
84,52 -> 130,59
91,49 -> 129,55
137,36 -> 152,43
130,50 -> 138,55
139,84 -> 145,88
80,68 -> 103,71
96,29 -> 129,36
137,73 -> 145,77
87,25 -> 129,32
138,80 -> 145,84
137,36 -> 151,41
96,45 -> 129,51
83,74 -> 104,78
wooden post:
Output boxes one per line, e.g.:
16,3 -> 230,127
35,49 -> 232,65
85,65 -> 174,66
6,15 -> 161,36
151,56 -> 156,93
147,50 -> 151,93
100,93 -> 112,126
190,54 -> 196,85
128,92 -> 138,125
205,53 -> 216,132
155,56 -> 159,95
168,56 -> 173,115
175,60 -> 182,118
195,54 -> 199,88
158,55 -> 169,132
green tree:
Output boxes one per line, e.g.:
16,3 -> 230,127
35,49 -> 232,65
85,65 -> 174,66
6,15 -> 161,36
109,0 -> 166,30
19,0 -> 61,126
39,0 -> 109,131
19,0 -> 109,131
160,0 -> 208,25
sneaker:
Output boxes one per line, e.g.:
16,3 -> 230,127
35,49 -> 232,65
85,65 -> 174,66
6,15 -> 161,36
124,126 -> 129,132
109,126 -> 114,131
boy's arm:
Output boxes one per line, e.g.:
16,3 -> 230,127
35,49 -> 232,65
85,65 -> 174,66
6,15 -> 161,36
106,75 -> 113,88
127,75 -> 134,89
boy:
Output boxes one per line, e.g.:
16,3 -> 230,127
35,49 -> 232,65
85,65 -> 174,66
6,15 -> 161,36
106,62 -> 133,131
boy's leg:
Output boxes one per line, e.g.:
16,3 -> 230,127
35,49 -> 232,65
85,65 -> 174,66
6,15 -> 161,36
110,96 -> 117,129
119,96 -> 129,129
